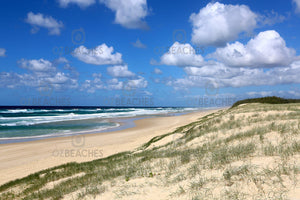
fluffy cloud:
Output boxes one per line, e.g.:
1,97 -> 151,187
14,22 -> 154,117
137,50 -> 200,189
99,0 -> 149,29
18,59 -> 56,73
81,75 -> 105,93
106,78 -> 123,90
54,57 -> 69,64
190,2 -> 257,46
211,30 -> 296,68
154,68 -> 162,74
259,10 -> 286,26
246,90 -> 300,98
42,72 -> 78,90
293,0 -> 300,13
107,65 -> 135,77
80,80 -> 96,93
58,0 -> 96,8
92,73 -> 102,78
132,38 -> 146,48
80,75 -> 148,93
0,72 -> 23,89
25,12 -> 64,35
0,48 -> 6,57
72,44 -> 123,65
80,77 -> 124,92
124,76 -> 148,89
184,62 -> 242,79
45,72 -> 71,84
159,42 -> 204,67
170,61 -> 300,90
1,59 -> 78,91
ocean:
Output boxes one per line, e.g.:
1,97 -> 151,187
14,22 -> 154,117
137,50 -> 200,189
0,106 -> 199,144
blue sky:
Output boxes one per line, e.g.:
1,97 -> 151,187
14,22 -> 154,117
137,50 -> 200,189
1,0 -> 300,107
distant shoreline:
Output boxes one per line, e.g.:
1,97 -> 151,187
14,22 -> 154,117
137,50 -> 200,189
0,108 -> 207,144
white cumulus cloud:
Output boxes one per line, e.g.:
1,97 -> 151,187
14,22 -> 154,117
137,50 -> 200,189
25,12 -> 64,35
154,68 -> 162,74
124,76 -> 148,89
159,42 -> 204,67
0,48 -> 6,57
1,58 -> 78,91
190,2 -> 257,47
99,0 -> 149,29
293,0 -> 300,13
107,65 -> 135,77
246,90 -> 300,98
107,78 -> 123,90
58,0 -> 96,8
132,38 -> 146,48
170,60 -> 300,90
184,62 -> 242,79
72,44 -> 123,65
211,30 -> 297,68
18,59 -> 56,73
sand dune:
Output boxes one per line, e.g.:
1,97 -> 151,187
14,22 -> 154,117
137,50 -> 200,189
0,109 -> 218,186
1,104 -> 300,200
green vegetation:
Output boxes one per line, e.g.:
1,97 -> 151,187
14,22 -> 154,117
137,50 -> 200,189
0,103 -> 300,199
231,96 -> 300,108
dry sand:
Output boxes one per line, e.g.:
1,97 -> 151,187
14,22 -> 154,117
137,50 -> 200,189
0,109 -> 219,186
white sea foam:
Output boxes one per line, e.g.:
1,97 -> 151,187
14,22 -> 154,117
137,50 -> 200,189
0,123 -> 120,140
0,107 -> 199,127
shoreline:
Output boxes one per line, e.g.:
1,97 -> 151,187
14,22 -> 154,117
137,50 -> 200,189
0,108 -> 203,145
0,108 -> 222,186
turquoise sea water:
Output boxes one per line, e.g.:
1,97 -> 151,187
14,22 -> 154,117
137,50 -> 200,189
0,107 -> 198,143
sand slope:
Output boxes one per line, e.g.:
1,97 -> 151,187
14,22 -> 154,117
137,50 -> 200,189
1,104 -> 299,200
0,110 -> 218,186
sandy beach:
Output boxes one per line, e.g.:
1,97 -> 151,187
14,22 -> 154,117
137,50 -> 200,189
0,109 -> 219,186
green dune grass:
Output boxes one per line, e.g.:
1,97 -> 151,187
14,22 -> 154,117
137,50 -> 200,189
1,99 -> 300,199
231,96 -> 300,108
